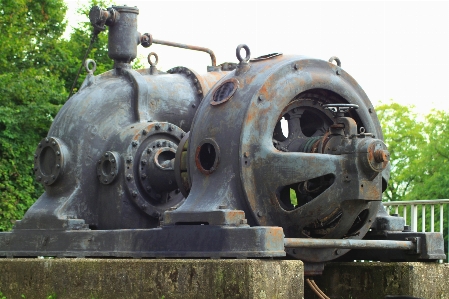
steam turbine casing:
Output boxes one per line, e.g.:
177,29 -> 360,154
22,67 -> 227,230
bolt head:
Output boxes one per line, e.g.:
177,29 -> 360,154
132,191 -> 138,197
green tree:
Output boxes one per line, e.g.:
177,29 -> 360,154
405,110 -> 449,200
376,101 -> 425,202
0,0 -> 68,231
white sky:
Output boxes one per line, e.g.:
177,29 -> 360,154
64,0 -> 449,115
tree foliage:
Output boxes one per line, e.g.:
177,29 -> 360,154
377,101 -> 449,201
0,0 -> 118,231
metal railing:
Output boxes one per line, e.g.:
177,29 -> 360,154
383,199 -> 449,262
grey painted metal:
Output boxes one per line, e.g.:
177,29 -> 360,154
0,4 -> 445,270
284,238 -> 416,251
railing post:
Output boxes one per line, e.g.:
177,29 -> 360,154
422,205 -> 426,232
440,204 -> 444,233
411,204 -> 418,232
431,205 -> 435,232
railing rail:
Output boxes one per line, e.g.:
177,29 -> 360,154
383,199 -> 449,262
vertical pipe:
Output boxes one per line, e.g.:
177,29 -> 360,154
422,205 -> 426,232
440,204 -> 444,233
431,204 -> 435,232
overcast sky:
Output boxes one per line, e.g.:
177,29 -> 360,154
64,1 -> 449,115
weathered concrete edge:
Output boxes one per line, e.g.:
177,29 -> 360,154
306,262 -> 449,299
0,258 -> 304,299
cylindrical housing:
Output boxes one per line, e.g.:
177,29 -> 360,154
108,6 -> 139,63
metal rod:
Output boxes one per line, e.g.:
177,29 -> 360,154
284,238 -> 416,250
152,38 -> 217,66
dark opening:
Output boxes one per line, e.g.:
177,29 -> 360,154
175,222 -> 209,225
278,174 -> 335,211
300,110 -> 325,137
213,81 -> 235,103
302,208 -> 343,238
102,160 -> 112,176
157,150 -> 176,169
198,143 -> 216,171
39,147 -> 56,175
346,209 -> 369,235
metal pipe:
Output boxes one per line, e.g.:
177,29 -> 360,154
284,238 -> 416,251
152,38 -> 217,66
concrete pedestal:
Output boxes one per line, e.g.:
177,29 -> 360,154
0,259 -> 304,299
305,262 -> 449,299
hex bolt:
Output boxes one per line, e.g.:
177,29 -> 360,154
143,129 -> 147,135
186,70 -> 191,75
168,143 -> 172,148
141,174 -> 147,179
132,191 -> 138,197
294,63 -> 300,70
141,204 -> 147,210
335,249 -> 341,255
155,124 -> 161,130
44,180 -> 49,184
156,142 -> 161,147
132,141 -> 138,147
37,176 -> 42,181
168,125 -> 173,131
336,69 -> 341,75
34,154 -> 38,158
110,172 -> 115,176
257,211 -> 263,217
56,151 -> 60,156
45,138 -> 49,143
104,179 -> 108,183
126,174 -> 132,181
147,148 -> 153,154
141,159 -> 147,165
38,143 -> 42,148
369,108 -> 373,113
51,175 -> 55,179
52,141 -> 56,146
243,152 -> 249,158
111,159 -> 115,163
104,153 -> 109,157
126,157 -> 133,163
162,141 -> 167,146
192,104 -> 196,108
258,95 -> 265,102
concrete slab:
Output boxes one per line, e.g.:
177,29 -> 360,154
305,262 -> 449,299
0,259 -> 304,299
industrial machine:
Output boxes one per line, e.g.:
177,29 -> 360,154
0,5 -> 444,275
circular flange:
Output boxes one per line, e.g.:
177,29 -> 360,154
123,122 -> 185,218
97,151 -> 120,185
34,137 -> 66,185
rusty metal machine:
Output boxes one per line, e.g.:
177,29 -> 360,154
0,5 -> 445,275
